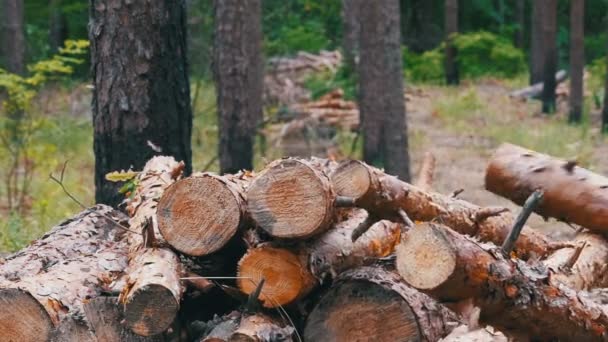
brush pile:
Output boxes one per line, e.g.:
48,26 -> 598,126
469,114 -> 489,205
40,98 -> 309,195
3,143 -> 608,341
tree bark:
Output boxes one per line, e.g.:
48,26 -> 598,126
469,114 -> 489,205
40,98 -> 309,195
543,232 -> 608,290
119,156 -> 185,336
514,0 -> 525,49
330,159 -> 557,259
485,143 -> 608,234
199,311 -> 294,341
530,0 -> 544,84
396,222 -> 608,340
602,30 -> 608,133
304,266 -> 460,341
569,0 -> 585,123
89,0 -> 193,207
358,0 -> 411,180
237,210 -> 402,307
158,172 -> 252,256
213,0 -> 264,174
1,0 -> 25,74
0,205 -> 130,342
541,0 -> 558,113
246,158 -> 338,238
341,0 -> 360,72
444,0 -> 459,85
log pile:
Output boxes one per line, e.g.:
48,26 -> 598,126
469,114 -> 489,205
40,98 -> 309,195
4,143 -> 608,340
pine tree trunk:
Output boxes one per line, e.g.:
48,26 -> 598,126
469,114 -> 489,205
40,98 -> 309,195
530,0 -> 544,84
602,34 -> 608,132
213,0 -> 264,174
569,0 -> 585,123
49,0 -> 69,54
444,0 -> 459,85
541,0 -> 558,113
1,0 -> 25,74
89,0 -> 193,207
514,0 -> 525,49
341,0 -> 360,72
358,0 -> 411,180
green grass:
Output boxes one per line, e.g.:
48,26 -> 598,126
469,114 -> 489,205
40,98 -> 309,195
429,83 -> 600,165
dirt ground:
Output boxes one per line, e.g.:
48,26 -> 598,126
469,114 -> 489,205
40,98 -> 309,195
405,83 -> 591,241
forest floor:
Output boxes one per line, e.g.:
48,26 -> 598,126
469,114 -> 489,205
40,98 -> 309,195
1,77 -> 605,251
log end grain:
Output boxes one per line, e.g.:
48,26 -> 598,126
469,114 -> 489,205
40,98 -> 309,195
330,160 -> 372,200
303,280 -> 422,341
158,175 -> 243,256
0,288 -> 54,342
124,283 -> 179,336
396,224 -> 456,291
247,159 -> 334,238
237,246 -> 314,308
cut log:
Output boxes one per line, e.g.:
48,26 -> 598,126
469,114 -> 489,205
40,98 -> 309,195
158,172 -> 252,256
237,209 -> 402,307
304,266 -> 460,341
509,69 -> 567,99
82,297 -> 168,341
415,151 -> 436,191
120,156 -> 185,336
198,311 -> 294,342
0,205 -> 130,342
486,142 -> 608,234
543,232 -> 608,290
396,222 -> 608,340
330,159 -> 556,259
246,158 -> 338,238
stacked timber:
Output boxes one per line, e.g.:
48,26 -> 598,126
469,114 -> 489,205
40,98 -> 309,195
4,143 -> 608,340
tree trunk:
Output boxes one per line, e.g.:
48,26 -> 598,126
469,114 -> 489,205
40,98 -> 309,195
49,0 -> 69,54
444,0 -> 459,85
396,222 -> 608,340
402,0 -> 442,53
1,0 -> 25,74
119,157 -> 185,336
569,0 -> 585,123
341,0 -> 360,72
541,0 -> 558,113
602,33 -> 608,132
237,209 -> 402,307
157,172 -> 252,256
485,143 -> 608,235
0,205 -> 130,342
358,0 -> 411,180
89,0 -> 193,207
213,0 -> 264,174
330,159 -> 558,259
514,0 -> 525,49
304,266 -> 460,341
530,0 -> 544,84
246,158 -> 338,238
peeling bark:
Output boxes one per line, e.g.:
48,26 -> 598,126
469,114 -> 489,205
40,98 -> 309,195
396,222 -> 608,340
331,159 -> 556,259
120,156 -> 185,336
0,205 -> 129,342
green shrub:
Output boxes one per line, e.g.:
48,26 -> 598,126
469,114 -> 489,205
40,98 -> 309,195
265,22 -> 331,56
304,64 -> 357,100
403,31 -> 526,83
453,31 -> 526,78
